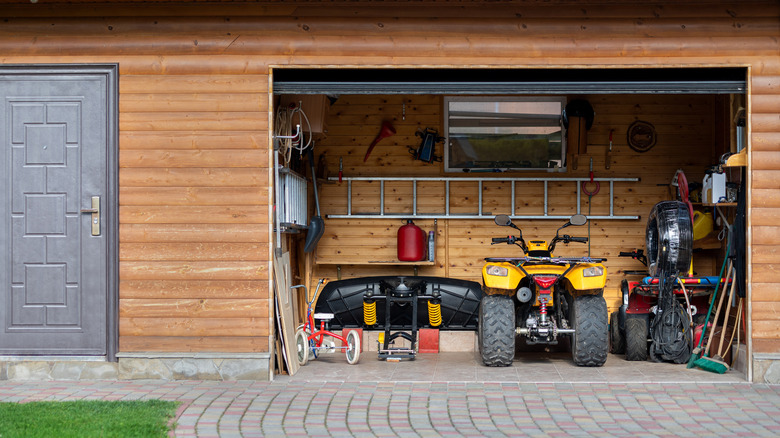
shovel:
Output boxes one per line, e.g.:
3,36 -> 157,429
304,148 -> 324,253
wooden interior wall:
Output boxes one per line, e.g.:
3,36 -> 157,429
311,93 -> 726,312
1,0 -> 778,355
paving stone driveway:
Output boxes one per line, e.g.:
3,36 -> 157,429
2,352 -> 779,437
3,379 -> 780,437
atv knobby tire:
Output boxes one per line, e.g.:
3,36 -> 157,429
571,294 -> 608,367
478,294 -> 515,367
625,315 -> 649,361
609,311 -> 626,355
646,201 -> 693,277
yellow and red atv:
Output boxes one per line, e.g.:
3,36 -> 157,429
479,214 -> 609,367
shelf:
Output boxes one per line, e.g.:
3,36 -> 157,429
724,150 -> 746,168
368,261 -> 435,265
316,259 -> 434,266
693,234 -> 723,250
702,202 -> 737,207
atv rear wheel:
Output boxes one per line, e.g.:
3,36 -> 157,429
625,315 -> 649,361
478,294 -> 515,367
571,294 -> 608,367
609,311 -> 626,355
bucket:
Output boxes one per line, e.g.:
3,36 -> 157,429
398,220 -> 426,261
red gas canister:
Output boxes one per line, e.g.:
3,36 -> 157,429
398,219 -> 426,261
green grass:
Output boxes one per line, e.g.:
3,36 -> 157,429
0,399 -> 179,438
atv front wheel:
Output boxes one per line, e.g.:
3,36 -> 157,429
625,315 -> 649,361
571,294 -> 608,367
478,294 -> 515,367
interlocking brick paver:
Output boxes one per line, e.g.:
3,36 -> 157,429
2,354 -> 780,437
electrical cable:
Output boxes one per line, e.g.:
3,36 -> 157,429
275,102 -> 313,166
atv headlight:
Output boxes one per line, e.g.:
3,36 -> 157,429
486,265 -> 508,277
582,266 -> 604,277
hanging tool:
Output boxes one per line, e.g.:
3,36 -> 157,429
409,128 -> 444,163
605,129 -> 614,169
364,121 -> 396,162
581,158 -> 600,257
304,147 -> 324,253
338,157 -> 343,183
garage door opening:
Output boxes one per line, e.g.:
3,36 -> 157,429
270,67 -> 748,380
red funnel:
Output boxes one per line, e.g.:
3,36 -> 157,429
364,121 -> 396,162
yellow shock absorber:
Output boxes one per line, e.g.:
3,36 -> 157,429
428,300 -> 442,327
363,300 -> 377,326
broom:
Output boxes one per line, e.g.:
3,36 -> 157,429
692,266 -> 735,374
687,237 -> 732,369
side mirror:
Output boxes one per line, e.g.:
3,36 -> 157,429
570,214 -> 587,226
494,214 -> 513,227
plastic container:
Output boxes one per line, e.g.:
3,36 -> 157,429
692,211 -> 714,240
703,172 -> 726,204
398,220 -> 426,261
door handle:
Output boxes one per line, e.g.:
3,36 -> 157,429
80,196 -> 100,236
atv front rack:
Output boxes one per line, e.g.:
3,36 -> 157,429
485,256 -> 607,265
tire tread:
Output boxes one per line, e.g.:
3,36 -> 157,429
479,295 -> 515,367
572,295 -> 609,367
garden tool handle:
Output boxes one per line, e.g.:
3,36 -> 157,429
716,275 -> 738,358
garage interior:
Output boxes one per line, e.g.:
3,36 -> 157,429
271,67 -> 748,379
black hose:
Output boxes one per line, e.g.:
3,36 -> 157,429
650,293 -> 693,363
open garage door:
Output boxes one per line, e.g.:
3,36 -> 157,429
274,67 -> 746,95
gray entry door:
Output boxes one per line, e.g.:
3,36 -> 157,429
0,67 -> 116,356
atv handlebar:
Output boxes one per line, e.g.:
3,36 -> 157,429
554,235 -> 588,245
618,249 -> 648,266
491,236 -> 527,252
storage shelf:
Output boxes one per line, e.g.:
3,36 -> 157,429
316,259 -> 435,266
724,150 -> 746,168
702,202 -> 737,207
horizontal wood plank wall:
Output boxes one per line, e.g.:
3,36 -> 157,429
117,73 -> 271,353
313,94 -> 722,312
749,69 -> 780,354
1,0 -> 778,355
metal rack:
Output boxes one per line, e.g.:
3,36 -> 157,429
326,176 -> 640,220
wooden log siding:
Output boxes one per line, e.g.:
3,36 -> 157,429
1,1 -> 777,357
114,68 -> 270,352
